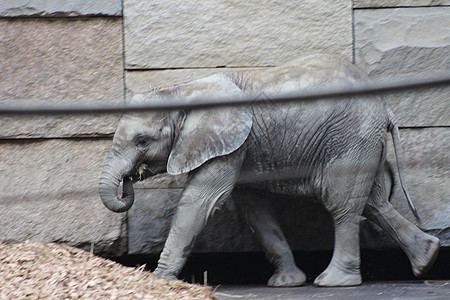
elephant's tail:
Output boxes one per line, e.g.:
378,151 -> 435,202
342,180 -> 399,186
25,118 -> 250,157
387,108 -> 422,226
384,161 -> 396,203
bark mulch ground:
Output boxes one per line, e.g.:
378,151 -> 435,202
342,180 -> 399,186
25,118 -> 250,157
0,241 -> 215,299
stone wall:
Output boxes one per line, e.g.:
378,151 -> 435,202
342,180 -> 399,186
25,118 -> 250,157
0,1 -> 126,256
0,0 -> 448,257
353,2 -> 450,249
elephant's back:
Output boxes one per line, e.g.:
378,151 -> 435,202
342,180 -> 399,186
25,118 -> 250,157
241,97 -> 388,193
233,54 -> 370,98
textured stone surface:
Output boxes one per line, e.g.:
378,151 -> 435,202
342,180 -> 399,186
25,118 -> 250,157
125,68 -> 264,99
128,190 -> 180,254
354,0 -> 450,8
387,128 -> 449,229
133,174 -> 187,189
354,7 -> 450,127
126,69 -> 231,98
362,127 -> 449,247
128,189 -> 332,255
124,0 -> 352,69
127,128 -> 448,254
128,189 -> 260,254
0,138 -> 126,255
0,18 -> 124,138
0,0 -> 122,17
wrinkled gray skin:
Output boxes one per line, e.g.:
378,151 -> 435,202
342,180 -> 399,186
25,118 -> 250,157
99,54 -> 440,287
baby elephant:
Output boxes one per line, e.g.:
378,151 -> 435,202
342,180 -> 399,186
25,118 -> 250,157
99,54 -> 440,287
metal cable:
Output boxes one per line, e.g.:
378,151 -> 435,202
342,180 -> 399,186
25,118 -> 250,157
0,71 -> 449,115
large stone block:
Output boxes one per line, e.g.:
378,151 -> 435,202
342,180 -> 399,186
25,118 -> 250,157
388,128 -> 449,229
124,0 -> 352,69
125,68 -> 265,100
362,127 -> 449,247
128,189 -> 332,255
354,0 -> 450,8
354,7 -> 450,127
0,0 -> 122,17
126,69 -> 231,98
0,138 -> 126,255
128,189 -> 261,254
0,18 -> 124,138
128,189 -> 180,254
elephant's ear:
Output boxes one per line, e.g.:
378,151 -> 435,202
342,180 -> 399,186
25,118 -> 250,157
167,74 -> 253,175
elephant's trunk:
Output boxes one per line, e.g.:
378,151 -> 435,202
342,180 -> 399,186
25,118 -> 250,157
99,159 -> 135,213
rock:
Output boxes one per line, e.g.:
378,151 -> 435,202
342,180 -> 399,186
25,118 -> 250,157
128,190 -> 181,254
0,18 -> 124,138
387,128 -> 449,229
354,7 -> 450,127
0,0 -> 122,17
125,68 -> 264,99
362,127 -> 450,247
128,189 -> 267,255
0,138 -> 126,256
124,0 -> 352,68
126,69 -> 233,99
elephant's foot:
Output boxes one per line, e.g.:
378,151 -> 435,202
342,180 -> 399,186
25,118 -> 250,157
314,264 -> 361,287
267,267 -> 306,287
409,234 -> 440,277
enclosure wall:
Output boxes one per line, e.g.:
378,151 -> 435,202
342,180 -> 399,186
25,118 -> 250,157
0,0 -> 448,255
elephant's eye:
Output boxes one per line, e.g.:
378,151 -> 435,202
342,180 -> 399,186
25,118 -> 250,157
134,134 -> 151,147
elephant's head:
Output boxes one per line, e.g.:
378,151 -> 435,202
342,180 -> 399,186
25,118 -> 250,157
99,74 -> 253,213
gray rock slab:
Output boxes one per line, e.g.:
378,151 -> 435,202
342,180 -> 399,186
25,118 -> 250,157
354,0 -> 450,8
354,7 -> 450,127
0,18 -> 124,138
0,138 -> 126,256
128,189 -> 180,254
128,189 -> 261,255
133,174 -> 187,189
124,0 -> 352,69
128,128 -> 448,255
362,127 -> 449,247
125,68 -> 264,99
126,69 -> 236,99
0,0 -> 122,17
391,128 -> 449,231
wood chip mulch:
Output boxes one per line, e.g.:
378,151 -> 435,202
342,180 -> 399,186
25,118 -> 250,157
0,241 -> 215,299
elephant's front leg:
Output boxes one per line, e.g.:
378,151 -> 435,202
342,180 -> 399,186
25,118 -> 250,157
154,150 -> 245,280
234,189 -> 306,287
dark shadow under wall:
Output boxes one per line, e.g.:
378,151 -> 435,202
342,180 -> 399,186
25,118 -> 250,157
111,248 -> 449,285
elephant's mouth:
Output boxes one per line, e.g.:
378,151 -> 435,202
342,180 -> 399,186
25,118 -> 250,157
127,163 -> 155,183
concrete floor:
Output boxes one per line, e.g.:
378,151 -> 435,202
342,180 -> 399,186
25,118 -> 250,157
215,280 -> 450,300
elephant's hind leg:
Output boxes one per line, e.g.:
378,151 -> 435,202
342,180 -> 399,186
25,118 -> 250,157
234,189 -> 306,287
313,209 -> 363,286
314,162 -> 374,286
363,172 -> 440,277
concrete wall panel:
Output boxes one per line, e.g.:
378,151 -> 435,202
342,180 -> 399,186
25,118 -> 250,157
0,0 -> 122,17
0,18 -> 124,138
354,7 -> 450,127
124,0 -> 353,69
0,138 -> 126,255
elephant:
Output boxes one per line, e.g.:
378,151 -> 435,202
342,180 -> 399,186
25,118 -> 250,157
99,54 -> 440,287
